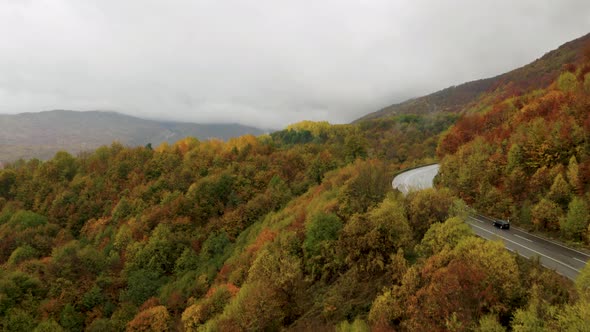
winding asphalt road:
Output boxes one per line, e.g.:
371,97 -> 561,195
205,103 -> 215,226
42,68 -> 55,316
393,164 -> 590,280
392,164 -> 440,195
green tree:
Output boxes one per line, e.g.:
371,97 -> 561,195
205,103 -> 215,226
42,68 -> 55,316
344,132 -> 368,162
406,188 -> 455,241
554,299 -> 590,332
476,183 -> 512,217
560,197 -> 589,241
567,156 -> 582,194
339,195 -> 412,274
8,210 -> 47,230
248,247 -> 302,293
584,73 -> 590,93
0,271 -> 43,316
112,197 -> 133,222
368,288 -> 400,328
59,304 -> 84,332
448,198 -> 473,220
121,269 -> 167,306
307,151 -> 336,184
337,160 -> 390,217
337,318 -> 370,332
548,173 -> 572,208
38,151 -> 78,183
126,224 -> 184,275
440,138 -> 495,203
506,144 -> 524,173
266,175 -> 293,210
575,261 -> 590,298
0,169 -> 16,199
174,247 -> 200,275
7,245 -> 39,266
198,231 -> 231,278
517,200 -> 533,226
476,314 -> 505,332
532,198 -> 563,231
557,71 -> 578,92
109,303 -> 138,332
303,213 -> 343,260
415,217 -> 473,257
511,286 -> 548,332
214,234 -> 304,330
215,282 -> 285,331
34,319 -> 65,332
82,285 -> 105,311
181,285 -> 233,331
4,308 -> 36,332
113,223 -> 132,251
85,319 -> 115,332
506,169 -> 528,201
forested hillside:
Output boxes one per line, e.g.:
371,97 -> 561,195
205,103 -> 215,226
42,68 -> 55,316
437,51 -> 590,245
0,115 -> 473,331
1,110 -> 583,331
0,110 -> 266,163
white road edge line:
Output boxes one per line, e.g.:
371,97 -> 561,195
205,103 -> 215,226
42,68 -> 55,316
574,257 -> 587,264
471,213 -> 590,259
468,220 -> 581,273
513,234 -> 533,243
511,228 -> 590,259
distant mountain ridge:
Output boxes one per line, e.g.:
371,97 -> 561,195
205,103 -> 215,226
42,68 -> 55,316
0,110 -> 267,162
357,32 -> 590,121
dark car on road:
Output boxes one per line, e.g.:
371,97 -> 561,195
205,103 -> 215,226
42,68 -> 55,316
493,219 -> 510,230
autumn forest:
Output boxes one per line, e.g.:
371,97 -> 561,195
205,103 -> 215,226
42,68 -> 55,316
3,34 -> 590,331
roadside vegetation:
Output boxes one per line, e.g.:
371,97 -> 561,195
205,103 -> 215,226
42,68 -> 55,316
437,54 -> 590,246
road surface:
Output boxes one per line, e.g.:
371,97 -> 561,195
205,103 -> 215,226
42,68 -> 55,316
393,164 -> 590,280
392,164 -> 439,195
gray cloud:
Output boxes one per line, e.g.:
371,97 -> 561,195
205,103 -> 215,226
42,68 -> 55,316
1,0 -> 589,128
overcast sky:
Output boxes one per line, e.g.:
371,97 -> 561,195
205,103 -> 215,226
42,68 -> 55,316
1,1 -> 589,129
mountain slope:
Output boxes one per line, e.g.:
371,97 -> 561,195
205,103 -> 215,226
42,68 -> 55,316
0,110 -> 266,162
357,32 -> 590,121
0,118 -> 575,331
436,42 -> 590,244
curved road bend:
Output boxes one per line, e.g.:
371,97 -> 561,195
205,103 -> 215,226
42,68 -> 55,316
392,164 -> 590,281
392,164 -> 439,195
